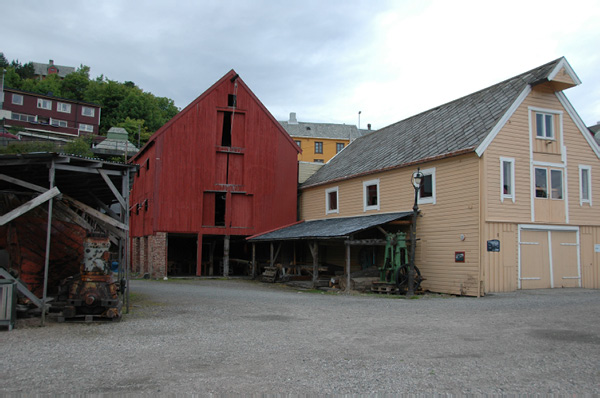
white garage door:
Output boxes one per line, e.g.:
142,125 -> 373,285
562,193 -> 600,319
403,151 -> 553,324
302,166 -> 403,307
519,228 -> 580,289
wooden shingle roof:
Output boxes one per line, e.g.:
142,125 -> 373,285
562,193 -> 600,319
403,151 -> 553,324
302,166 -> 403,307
302,58 -> 569,188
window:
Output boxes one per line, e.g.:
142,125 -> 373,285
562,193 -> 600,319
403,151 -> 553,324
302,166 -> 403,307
37,98 -> 52,110
57,102 -> 71,113
363,179 -> 380,211
315,141 -> 323,154
51,119 -> 68,127
215,193 -> 226,226
227,94 -> 236,107
325,186 -> 339,214
12,94 -> 23,105
417,167 -> 436,205
295,140 -> 301,148
82,106 -> 95,117
536,167 -> 563,200
550,169 -> 563,200
500,158 -> 515,202
535,112 -> 554,139
79,123 -> 94,132
314,159 -> 324,163
535,168 -> 548,198
336,143 -> 345,153
11,112 -> 35,122
579,165 -> 592,205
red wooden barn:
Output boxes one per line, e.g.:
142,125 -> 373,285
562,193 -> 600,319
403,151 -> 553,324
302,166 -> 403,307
129,70 -> 300,277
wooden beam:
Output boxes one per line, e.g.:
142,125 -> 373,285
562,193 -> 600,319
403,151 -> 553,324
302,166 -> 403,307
389,220 -> 412,225
98,169 -> 127,209
376,226 -> 388,236
346,239 -> 387,246
54,164 -> 121,175
346,242 -> 351,294
0,174 -> 49,194
251,243 -> 256,278
0,267 -> 44,309
90,192 -> 119,220
61,195 -> 128,231
310,241 -> 319,286
0,187 -> 61,226
274,243 -> 282,264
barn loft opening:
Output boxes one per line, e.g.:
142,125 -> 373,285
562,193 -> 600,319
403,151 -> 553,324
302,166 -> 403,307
167,233 -> 197,276
228,94 -> 236,107
221,111 -> 232,147
215,192 -> 226,226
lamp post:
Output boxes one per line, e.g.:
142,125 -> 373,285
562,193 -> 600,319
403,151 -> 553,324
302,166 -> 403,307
407,168 -> 423,296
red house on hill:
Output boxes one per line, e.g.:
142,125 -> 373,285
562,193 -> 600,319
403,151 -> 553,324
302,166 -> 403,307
129,70 -> 300,278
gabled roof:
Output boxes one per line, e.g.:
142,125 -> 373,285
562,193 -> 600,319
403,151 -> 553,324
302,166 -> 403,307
280,120 -> 363,141
302,57 -> 579,188
131,70 -> 300,162
32,61 -> 75,78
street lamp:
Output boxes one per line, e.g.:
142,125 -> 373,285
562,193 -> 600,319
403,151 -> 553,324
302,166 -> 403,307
407,168 -> 423,296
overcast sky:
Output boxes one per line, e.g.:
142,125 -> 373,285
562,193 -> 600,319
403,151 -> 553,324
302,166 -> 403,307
4,0 -> 600,129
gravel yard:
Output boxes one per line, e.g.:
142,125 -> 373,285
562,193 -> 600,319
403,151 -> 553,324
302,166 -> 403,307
1,279 -> 600,395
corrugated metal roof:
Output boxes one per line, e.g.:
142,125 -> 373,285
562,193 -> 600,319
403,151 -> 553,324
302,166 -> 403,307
248,212 -> 412,241
301,58 -> 564,188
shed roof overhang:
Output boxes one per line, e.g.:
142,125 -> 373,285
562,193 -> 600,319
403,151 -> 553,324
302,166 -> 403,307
247,212 -> 413,242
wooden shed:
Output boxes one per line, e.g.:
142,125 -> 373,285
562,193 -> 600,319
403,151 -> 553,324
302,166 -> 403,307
129,70 -> 300,278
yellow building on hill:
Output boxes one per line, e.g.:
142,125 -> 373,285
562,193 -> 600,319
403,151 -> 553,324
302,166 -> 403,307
280,112 -> 371,163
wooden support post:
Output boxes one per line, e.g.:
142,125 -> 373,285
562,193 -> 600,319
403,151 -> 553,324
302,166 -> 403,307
41,160 -> 55,326
223,235 -> 230,277
309,241 -> 319,287
251,243 -> 256,278
121,170 -> 131,314
346,242 -> 351,294
270,242 -> 274,267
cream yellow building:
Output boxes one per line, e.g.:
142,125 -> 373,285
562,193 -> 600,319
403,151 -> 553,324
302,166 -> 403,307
251,57 -> 600,296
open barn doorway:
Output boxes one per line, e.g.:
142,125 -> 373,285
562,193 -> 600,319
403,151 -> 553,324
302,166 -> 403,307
167,233 -> 198,276
201,235 -> 252,276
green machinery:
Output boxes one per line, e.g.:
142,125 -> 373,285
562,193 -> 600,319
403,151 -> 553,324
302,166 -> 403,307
377,232 -> 423,294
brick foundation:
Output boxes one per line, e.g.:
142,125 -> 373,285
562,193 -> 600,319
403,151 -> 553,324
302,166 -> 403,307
131,233 -> 167,278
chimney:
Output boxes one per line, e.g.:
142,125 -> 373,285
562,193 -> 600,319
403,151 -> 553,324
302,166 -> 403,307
367,124 -> 371,131
289,112 -> 298,125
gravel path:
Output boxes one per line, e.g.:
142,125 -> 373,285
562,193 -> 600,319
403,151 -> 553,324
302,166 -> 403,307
1,279 -> 600,395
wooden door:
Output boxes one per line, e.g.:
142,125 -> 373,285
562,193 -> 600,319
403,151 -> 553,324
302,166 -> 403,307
551,231 -> 580,288
520,230 -> 551,289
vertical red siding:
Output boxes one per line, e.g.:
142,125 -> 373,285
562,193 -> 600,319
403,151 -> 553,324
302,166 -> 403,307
129,70 -> 299,246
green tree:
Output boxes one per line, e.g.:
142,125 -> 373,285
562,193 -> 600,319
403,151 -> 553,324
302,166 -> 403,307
61,65 -> 90,101
61,136 -> 94,157
0,53 -> 8,68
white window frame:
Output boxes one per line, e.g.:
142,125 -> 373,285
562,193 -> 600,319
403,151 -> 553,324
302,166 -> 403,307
50,119 -> 68,128
363,178 -> 380,212
79,123 -> 94,132
535,111 -> 555,140
57,102 -> 72,114
579,165 -> 592,206
37,98 -> 52,110
534,167 -> 548,199
550,169 -> 564,200
12,94 -> 23,106
81,106 -> 95,117
500,157 -> 515,203
417,167 -> 436,205
325,186 -> 339,215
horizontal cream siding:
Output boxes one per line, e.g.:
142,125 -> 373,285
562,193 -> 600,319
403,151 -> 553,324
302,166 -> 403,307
482,222 -> 518,292
564,124 -> 600,226
301,154 -> 481,296
483,95 -> 532,223
484,86 -> 600,226
581,226 -> 600,289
